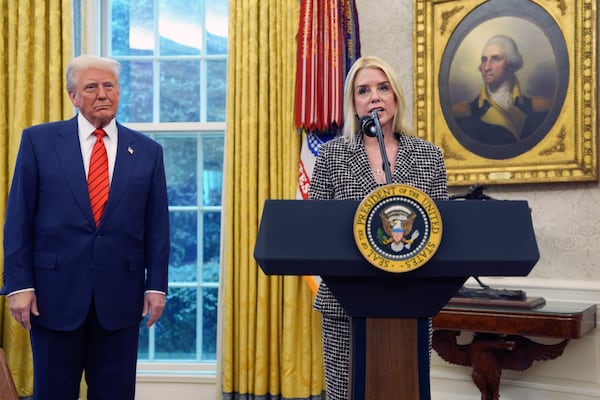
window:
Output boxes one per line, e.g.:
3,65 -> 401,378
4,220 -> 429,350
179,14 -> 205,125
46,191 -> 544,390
138,132 -> 223,363
87,0 -> 227,372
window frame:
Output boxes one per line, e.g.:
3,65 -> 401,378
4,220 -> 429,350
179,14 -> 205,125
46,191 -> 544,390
81,0 -> 226,379
135,122 -> 224,378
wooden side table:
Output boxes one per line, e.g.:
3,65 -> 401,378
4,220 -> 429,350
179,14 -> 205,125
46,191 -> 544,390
432,301 -> 597,400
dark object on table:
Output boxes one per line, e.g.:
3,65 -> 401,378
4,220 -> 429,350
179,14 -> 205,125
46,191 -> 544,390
455,277 -> 526,301
450,183 -> 494,200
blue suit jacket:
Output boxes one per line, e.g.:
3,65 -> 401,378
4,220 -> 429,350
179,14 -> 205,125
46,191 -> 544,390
2,116 -> 170,331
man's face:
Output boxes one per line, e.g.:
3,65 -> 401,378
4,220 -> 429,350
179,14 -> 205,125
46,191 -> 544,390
479,43 -> 511,90
68,67 -> 120,128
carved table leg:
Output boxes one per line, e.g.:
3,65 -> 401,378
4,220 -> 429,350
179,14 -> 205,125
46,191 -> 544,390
432,330 -> 569,400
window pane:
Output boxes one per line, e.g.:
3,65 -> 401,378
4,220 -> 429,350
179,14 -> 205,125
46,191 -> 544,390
155,287 -> 197,360
201,287 -> 218,360
170,211 -> 198,282
160,61 -> 201,122
202,136 -> 223,206
203,212 -> 220,266
119,60 -> 154,123
111,0 -> 154,56
159,0 -> 202,56
203,261 -> 220,283
101,0 -> 226,368
158,135 -> 198,206
207,60 -> 227,122
206,1 -> 228,55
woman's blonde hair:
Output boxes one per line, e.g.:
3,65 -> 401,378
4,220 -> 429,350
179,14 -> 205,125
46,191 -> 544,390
342,55 -> 411,141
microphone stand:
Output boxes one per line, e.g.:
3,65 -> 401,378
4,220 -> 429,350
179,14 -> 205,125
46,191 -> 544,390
371,111 -> 392,185
360,111 -> 392,184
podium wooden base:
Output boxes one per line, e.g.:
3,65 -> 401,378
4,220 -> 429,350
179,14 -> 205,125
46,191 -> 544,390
351,318 -> 431,400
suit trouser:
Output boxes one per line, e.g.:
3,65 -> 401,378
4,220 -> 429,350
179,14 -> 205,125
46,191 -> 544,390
30,300 -> 140,400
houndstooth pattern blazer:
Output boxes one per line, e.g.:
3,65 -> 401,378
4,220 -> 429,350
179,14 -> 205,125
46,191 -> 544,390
309,132 -> 449,317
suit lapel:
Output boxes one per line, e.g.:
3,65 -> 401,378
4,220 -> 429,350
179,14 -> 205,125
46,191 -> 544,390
53,117 -> 96,226
101,124 -> 136,224
54,119 -> 138,228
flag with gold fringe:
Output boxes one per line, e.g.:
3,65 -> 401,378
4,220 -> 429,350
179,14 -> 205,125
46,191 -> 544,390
295,0 -> 361,294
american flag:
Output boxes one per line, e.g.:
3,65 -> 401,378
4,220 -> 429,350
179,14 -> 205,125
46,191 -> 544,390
294,0 -> 361,293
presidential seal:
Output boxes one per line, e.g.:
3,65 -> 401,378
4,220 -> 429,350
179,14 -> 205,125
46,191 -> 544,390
353,184 -> 443,273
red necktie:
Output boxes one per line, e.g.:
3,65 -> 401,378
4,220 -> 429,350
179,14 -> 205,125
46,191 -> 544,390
88,129 -> 109,227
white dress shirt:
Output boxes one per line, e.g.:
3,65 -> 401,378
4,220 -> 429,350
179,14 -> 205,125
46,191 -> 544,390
78,113 -> 118,183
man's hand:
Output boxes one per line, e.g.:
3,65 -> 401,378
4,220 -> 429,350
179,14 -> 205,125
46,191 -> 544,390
8,291 -> 39,331
142,292 -> 166,328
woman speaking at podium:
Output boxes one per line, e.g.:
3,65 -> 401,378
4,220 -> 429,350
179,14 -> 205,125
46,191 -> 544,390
309,56 -> 449,400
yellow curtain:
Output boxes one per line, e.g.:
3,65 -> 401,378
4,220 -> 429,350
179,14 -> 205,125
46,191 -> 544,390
0,1 -> 73,396
221,0 -> 325,398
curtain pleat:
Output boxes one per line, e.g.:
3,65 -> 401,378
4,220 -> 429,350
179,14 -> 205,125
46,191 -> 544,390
0,1 -> 73,397
221,0 -> 325,398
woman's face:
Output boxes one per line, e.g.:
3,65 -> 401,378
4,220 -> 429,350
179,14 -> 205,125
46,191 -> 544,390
353,67 -> 396,130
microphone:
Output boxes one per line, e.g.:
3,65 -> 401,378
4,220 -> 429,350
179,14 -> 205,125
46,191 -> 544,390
359,114 -> 377,137
359,110 -> 392,184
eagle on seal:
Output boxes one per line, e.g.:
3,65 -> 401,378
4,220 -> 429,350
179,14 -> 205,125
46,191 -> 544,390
379,205 -> 419,251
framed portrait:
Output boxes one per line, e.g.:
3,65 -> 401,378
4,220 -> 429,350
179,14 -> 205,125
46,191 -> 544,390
413,0 -> 597,186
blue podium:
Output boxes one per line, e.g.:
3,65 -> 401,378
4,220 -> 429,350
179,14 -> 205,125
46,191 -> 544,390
254,199 -> 539,400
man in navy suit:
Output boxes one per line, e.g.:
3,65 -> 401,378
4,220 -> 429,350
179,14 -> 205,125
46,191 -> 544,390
1,54 -> 170,399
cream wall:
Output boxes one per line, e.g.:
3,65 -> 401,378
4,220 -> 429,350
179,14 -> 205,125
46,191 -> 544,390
356,0 -> 600,286
356,0 -> 600,283
355,0 -> 600,398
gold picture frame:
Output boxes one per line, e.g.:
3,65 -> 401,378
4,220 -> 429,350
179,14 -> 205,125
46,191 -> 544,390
413,0 -> 597,186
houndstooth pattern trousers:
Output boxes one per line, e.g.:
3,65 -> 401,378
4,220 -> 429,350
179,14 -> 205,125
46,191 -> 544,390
321,313 -> 351,400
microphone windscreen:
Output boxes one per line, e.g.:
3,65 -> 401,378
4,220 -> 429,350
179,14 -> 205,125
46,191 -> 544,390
359,115 -> 376,137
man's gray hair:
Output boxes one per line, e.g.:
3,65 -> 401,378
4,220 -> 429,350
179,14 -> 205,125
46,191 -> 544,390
484,35 -> 524,72
66,55 -> 121,91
